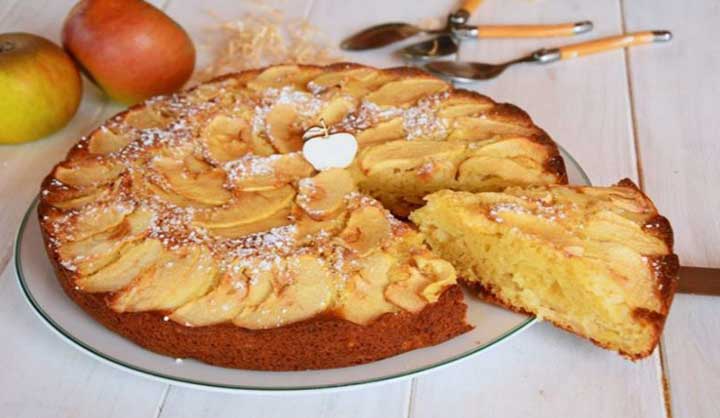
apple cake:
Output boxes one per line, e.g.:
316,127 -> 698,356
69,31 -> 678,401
410,179 -> 679,359
38,63 -> 569,370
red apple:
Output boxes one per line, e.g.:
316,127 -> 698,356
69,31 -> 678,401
62,0 -> 195,105
0,33 -> 82,144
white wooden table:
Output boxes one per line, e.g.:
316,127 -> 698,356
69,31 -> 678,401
1,1 -> 718,417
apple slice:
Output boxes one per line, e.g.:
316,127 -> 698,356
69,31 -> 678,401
358,140 -> 466,176
207,205 -> 292,239
265,103 -> 303,153
296,169 -> 356,221
110,245 -> 218,313
447,115 -> 536,141
170,268 -> 249,326
338,205 -> 391,256
232,255 -> 333,329
384,266 -> 432,313
202,115 -> 250,163
414,254 -> 457,303
293,206 -> 347,243
54,160 -> 123,188
152,156 -> 231,205
58,208 -> 153,275
335,252 -> 398,324
123,107 -> 169,129
68,202 -> 134,241
226,153 -> 314,192
247,65 -> 321,91
355,118 -> 405,146
194,186 -> 295,229
364,78 -> 448,107
317,96 -> 357,125
76,239 -> 164,293
87,126 -> 133,154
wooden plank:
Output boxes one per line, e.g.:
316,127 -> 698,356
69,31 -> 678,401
0,264 -> 166,418
622,1 -> 720,417
411,1 -> 667,417
0,2 -> 169,417
158,382 -> 410,418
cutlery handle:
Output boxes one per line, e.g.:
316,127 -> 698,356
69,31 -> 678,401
558,30 -> 672,59
476,21 -> 593,38
460,0 -> 484,15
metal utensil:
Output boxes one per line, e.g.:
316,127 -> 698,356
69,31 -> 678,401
402,21 -> 593,61
341,0 -> 483,51
426,30 -> 673,82
341,0 -> 591,53
678,266 -> 720,297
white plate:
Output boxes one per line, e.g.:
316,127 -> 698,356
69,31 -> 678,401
14,147 -> 589,393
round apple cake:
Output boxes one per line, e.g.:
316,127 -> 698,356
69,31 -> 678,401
38,63 -> 567,370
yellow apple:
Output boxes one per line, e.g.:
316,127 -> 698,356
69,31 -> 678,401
0,33 -> 82,144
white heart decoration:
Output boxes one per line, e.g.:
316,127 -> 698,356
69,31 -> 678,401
302,131 -> 358,171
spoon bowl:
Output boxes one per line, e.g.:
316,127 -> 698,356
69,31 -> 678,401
401,35 -> 459,61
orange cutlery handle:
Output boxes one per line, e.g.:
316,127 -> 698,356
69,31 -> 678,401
459,0 -> 484,15
477,21 -> 593,38
559,30 -> 672,59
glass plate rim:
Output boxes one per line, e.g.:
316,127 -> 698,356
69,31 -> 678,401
13,146 -> 590,392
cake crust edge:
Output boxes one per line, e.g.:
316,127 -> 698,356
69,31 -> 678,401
39,203 -> 472,370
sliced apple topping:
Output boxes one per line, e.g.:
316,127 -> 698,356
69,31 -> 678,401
194,185 -> 295,229
355,118 -> 405,146
309,68 -> 378,91
294,209 -> 347,244
335,252 -> 398,324
76,239 -> 164,293
447,115 -> 536,141
123,107 -> 169,130
88,126 -> 133,154
207,205 -> 292,239
225,153 -> 314,192
296,169 -> 356,221
58,208 -> 153,275
67,202 -> 135,242
365,78 -> 448,107
110,245 -> 218,313
151,156 -> 231,205
338,206 -> 391,256
247,65 -> 321,91
54,160 -> 124,188
456,156 -> 552,186
170,267 -> 250,326
202,115 -> 250,163
384,265 -> 432,313
265,103 -> 303,153
233,255 -> 334,329
358,140 -> 466,176
414,255 -> 457,303
317,96 -> 357,125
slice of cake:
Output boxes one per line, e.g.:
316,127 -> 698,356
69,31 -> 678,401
410,179 -> 679,358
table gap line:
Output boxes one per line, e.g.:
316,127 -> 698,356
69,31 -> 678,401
658,342 -> 674,418
406,378 -> 418,418
618,0 -> 645,189
153,384 -> 171,418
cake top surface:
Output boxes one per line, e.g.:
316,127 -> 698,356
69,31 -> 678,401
39,63 -> 569,329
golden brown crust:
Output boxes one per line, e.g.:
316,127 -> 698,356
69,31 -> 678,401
45,231 -> 471,370
37,62 -> 568,369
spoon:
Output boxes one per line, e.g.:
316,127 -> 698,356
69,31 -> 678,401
402,21 -> 593,61
340,0 -> 482,51
425,30 -> 673,82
